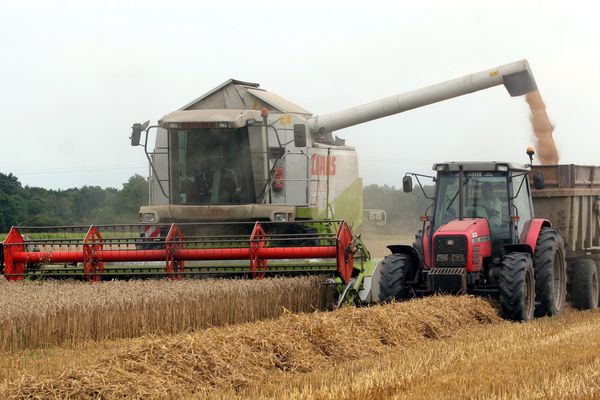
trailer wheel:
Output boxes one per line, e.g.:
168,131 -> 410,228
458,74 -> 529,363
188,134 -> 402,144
595,260 -> 600,294
499,252 -> 535,321
378,254 -> 414,302
533,228 -> 567,317
570,259 -> 599,310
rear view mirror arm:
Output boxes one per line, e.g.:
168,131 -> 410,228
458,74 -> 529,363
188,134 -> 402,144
406,173 -> 434,200
142,125 -> 170,200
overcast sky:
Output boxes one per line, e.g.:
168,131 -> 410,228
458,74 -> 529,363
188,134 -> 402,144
1,0 -> 598,190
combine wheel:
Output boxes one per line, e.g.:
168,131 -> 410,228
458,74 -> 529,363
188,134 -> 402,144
499,252 -> 535,321
533,228 -> 567,317
570,259 -> 599,310
378,254 -> 414,302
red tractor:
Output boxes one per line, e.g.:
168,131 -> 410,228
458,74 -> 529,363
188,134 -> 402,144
381,161 -> 566,321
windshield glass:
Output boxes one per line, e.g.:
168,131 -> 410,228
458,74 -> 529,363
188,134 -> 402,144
434,171 -> 509,239
168,128 -> 255,205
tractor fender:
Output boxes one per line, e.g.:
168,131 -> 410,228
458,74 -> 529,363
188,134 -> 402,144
520,218 -> 552,253
387,244 -> 420,268
503,243 -> 533,256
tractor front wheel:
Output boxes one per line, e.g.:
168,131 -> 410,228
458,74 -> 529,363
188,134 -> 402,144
533,227 -> 567,317
499,252 -> 535,321
570,259 -> 599,310
378,254 -> 414,302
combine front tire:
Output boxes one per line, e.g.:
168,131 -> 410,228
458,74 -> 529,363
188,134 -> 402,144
499,252 -> 535,321
378,254 -> 413,302
570,259 -> 599,310
533,228 -> 567,317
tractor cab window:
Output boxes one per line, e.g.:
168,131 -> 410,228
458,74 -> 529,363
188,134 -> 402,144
511,173 -> 533,237
434,172 -> 510,240
168,128 -> 255,205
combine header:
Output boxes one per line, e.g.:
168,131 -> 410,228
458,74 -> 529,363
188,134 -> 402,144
1,221 -> 356,282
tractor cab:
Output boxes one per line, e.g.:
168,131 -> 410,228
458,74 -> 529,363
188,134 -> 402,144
431,162 -> 534,249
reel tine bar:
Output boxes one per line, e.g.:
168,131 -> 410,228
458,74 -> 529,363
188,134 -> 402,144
83,226 -> 104,282
249,222 -> 267,279
165,224 -> 185,280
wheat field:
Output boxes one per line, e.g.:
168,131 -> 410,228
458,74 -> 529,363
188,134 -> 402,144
1,292 -> 599,399
0,276 -> 332,352
0,296 -> 499,398
2,232 -> 600,399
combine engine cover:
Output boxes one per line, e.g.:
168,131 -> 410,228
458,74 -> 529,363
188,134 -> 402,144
429,218 -> 492,293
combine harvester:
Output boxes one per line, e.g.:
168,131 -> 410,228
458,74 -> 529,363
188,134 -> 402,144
0,60 -> 543,308
396,157 -> 600,320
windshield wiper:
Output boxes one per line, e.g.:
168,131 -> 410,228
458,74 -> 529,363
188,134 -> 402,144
445,177 -> 470,212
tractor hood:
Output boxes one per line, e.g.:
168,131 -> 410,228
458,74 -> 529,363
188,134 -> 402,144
436,218 -> 491,240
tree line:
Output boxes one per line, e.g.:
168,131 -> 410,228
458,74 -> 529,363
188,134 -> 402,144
0,173 -> 148,232
363,183 -> 434,234
0,172 -> 432,233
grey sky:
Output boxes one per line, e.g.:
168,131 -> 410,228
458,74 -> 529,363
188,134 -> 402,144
1,0 -> 598,190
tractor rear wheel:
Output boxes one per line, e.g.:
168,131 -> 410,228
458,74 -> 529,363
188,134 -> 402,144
533,227 -> 567,317
378,254 -> 414,302
570,259 -> 599,310
499,252 -> 535,321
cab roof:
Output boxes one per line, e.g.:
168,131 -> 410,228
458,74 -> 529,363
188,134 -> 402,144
433,161 -> 531,173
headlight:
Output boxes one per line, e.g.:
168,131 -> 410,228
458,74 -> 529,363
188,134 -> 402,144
436,253 -> 449,262
451,254 -> 465,262
142,213 -> 156,223
274,213 -> 287,222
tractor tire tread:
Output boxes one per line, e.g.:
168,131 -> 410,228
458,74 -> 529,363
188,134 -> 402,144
570,258 -> 599,310
533,227 -> 566,317
378,254 -> 411,302
499,252 -> 534,321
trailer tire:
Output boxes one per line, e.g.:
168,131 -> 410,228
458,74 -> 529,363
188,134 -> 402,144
499,252 -> 535,321
533,228 -> 567,317
570,259 -> 599,310
378,254 -> 413,302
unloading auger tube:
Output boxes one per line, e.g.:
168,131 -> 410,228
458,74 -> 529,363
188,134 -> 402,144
308,59 -> 537,134
0,221 -> 355,282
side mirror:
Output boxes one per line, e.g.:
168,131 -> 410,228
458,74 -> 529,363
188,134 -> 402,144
130,120 -> 149,146
402,176 -> 413,193
533,172 -> 545,190
293,124 -> 307,148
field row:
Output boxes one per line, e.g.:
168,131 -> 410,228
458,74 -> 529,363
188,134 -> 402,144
0,276 -> 331,351
0,296 -> 499,398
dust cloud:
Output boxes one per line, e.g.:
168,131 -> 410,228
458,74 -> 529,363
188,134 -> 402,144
525,91 -> 559,164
